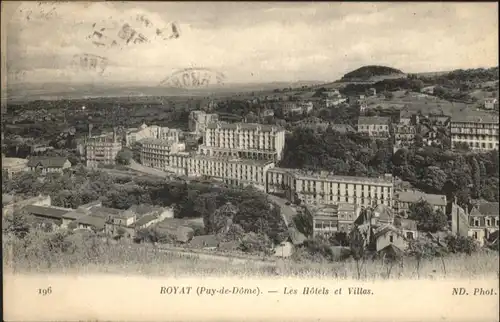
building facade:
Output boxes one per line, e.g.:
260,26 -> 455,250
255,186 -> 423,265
467,201 -> 499,246
126,123 -> 181,146
306,203 -> 360,237
393,124 -> 416,151
394,190 -> 447,216
185,155 -> 275,191
188,110 -> 219,134
198,122 -> 286,162
139,138 -> 186,171
357,116 -> 391,139
2,157 -> 28,178
27,157 -> 71,174
450,114 -> 499,151
266,168 -> 394,207
85,132 -> 122,168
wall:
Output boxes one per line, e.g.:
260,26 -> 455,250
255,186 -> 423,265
450,203 -> 469,237
375,231 -> 407,252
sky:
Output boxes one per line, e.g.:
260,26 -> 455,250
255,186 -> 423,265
1,1 -> 498,86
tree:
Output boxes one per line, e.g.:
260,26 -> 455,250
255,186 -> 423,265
421,166 -> 447,192
445,235 -> 479,255
349,226 -> 366,279
3,209 -> 31,239
239,232 -> 272,254
330,231 -> 349,246
219,224 -> 245,242
408,200 -> 447,233
406,239 -> 439,278
293,211 -> 313,238
115,148 -> 133,165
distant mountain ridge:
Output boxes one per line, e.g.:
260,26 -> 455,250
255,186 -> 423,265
340,65 -> 405,82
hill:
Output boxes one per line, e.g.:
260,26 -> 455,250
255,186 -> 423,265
340,65 -> 405,82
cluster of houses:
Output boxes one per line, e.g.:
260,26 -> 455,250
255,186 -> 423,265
2,155 -> 72,178
357,106 -> 499,153
2,195 -> 175,239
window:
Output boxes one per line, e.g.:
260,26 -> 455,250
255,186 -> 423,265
486,218 -> 491,226
406,232 -> 414,240
389,235 -> 394,243
473,231 -> 478,240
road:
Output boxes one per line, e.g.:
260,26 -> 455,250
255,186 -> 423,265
267,194 -> 298,227
122,161 -> 298,227
128,160 -> 173,179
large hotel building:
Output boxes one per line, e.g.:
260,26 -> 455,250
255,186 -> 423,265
266,168 -> 394,207
85,132 -> 122,168
198,122 -> 286,162
139,138 -> 186,171
450,114 -> 499,151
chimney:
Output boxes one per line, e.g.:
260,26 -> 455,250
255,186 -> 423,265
88,123 -> 93,138
113,127 -> 117,143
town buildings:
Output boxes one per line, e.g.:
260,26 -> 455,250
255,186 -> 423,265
139,138 -> 186,171
27,156 -> 71,174
354,204 -> 417,252
126,123 -> 181,146
451,200 -> 499,246
266,168 -> 394,208
467,201 -> 499,246
198,122 -> 286,162
85,132 -> 122,168
393,190 -> 447,216
185,155 -> 275,191
16,196 -> 175,238
484,98 -> 498,110
2,157 -> 28,178
325,97 -> 347,108
393,123 -> 416,151
450,114 -> 499,151
188,110 -> 219,135
357,116 -> 391,139
305,203 -> 360,237
282,102 -> 303,115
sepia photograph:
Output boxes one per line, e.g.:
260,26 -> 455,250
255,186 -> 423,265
2,1 -> 499,321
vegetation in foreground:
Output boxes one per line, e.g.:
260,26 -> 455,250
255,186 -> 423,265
3,230 -> 498,279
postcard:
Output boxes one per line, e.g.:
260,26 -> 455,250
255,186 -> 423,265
2,2 -> 499,321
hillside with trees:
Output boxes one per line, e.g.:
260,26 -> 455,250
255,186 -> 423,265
2,166 -> 288,246
280,127 -> 499,206
340,65 -> 405,82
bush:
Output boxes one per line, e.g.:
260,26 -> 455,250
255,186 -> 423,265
445,235 -> 479,255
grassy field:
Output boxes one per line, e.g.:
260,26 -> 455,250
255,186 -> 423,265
3,233 -> 498,280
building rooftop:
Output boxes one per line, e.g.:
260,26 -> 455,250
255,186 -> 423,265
2,157 -> 28,168
373,224 -> 403,239
329,124 -> 356,133
358,116 -> 391,125
470,201 -> 499,217
395,218 -> 418,231
130,214 -> 158,228
139,138 -> 177,146
127,204 -> 163,216
451,113 -> 499,124
190,154 -> 274,167
269,167 -> 393,185
206,122 -> 284,132
27,157 -> 69,168
61,211 -> 86,220
74,215 -> 106,230
22,205 -> 72,219
397,190 -> 447,206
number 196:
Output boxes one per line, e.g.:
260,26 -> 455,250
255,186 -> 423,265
38,287 -> 52,296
